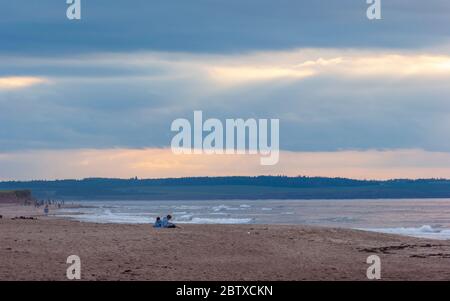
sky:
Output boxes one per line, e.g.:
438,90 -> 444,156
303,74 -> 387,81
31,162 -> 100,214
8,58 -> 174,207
1,0 -> 450,180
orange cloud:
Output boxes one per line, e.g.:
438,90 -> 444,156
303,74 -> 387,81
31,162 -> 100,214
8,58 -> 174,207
1,148 -> 450,181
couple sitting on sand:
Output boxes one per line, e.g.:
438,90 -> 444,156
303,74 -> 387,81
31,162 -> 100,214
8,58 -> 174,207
153,214 -> 176,228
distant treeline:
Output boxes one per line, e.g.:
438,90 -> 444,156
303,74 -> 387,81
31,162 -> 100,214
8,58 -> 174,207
0,176 -> 450,200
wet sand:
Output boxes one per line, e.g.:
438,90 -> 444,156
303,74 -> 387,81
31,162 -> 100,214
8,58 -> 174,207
1,204 -> 450,280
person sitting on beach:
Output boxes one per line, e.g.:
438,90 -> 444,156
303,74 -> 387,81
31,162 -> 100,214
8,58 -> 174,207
162,214 -> 176,228
153,216 -> 162,228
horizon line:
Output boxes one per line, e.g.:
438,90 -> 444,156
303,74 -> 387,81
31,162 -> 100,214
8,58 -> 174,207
2,175 -> 450,183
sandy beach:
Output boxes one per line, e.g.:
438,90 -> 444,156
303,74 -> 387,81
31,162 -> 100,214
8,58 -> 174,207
1,203 -> 450,281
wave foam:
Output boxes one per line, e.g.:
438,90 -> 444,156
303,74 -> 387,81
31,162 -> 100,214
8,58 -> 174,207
178,217 -> 253,224
360,225 -> 450,240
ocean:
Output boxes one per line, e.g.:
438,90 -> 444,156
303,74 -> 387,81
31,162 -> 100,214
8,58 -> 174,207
56,199 -> 450,240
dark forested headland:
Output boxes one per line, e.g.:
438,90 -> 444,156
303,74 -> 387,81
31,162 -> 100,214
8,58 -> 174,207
1,176 -> 450,200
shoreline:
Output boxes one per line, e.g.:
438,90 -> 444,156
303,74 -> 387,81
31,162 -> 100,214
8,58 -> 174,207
2,202 -> 449,240
1,204 -> 450,280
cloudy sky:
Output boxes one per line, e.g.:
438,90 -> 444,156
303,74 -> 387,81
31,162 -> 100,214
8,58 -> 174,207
1,0 -> 450,180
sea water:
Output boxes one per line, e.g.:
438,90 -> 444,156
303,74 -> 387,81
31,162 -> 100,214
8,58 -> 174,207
56,199 -> 450,240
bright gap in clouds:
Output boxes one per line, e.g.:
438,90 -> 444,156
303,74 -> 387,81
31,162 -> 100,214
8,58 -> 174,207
0,76 -> 48,90
203,51 -> 450,86
4,48 -> 450,86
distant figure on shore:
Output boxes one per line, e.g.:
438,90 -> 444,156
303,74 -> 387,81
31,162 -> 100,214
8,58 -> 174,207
153,216 -> 162,228
162,215 -> 176,228
44,205 -> 49,216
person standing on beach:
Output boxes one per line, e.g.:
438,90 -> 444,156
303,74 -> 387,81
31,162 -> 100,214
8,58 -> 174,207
44,205 -> 49,216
